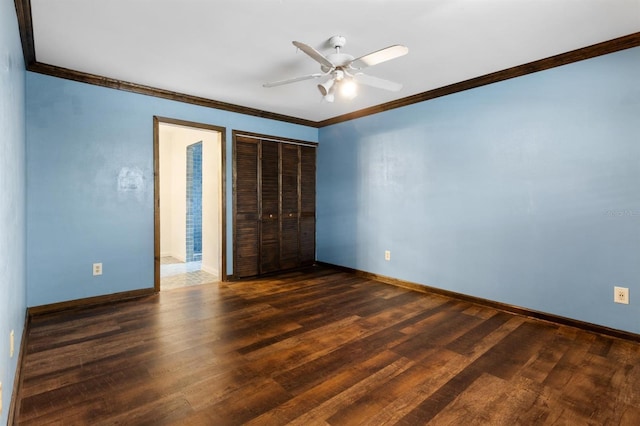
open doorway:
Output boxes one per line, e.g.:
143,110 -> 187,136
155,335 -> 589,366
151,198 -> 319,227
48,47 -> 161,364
154,117 -> 226,291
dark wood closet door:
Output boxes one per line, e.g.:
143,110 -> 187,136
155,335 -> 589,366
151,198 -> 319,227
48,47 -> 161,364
299,146 -> 316,265
260,141 -> 280,274
234,137 -> 259,278
233,133 -> 316,279
280,144 -> 300,270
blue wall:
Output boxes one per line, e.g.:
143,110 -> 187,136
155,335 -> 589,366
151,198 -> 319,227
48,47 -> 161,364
0,0 -> 26,422
317,47 -> 640,333
26,73 -> 317,307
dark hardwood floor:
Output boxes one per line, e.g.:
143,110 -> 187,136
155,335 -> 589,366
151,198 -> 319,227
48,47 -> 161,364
13,266 -> 640,425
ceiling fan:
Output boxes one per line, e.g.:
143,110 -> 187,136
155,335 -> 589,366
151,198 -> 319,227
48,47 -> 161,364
263,35 -> 409,102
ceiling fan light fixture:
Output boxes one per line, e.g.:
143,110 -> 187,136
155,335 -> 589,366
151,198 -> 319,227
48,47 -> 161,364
339,78 -> 358,100
317,78 -> 334,96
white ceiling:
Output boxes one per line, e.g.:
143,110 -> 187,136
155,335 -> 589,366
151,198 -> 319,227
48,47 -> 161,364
30,0 -> 640,123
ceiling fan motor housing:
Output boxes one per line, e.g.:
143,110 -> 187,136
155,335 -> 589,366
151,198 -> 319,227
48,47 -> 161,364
321,53 -> 355,73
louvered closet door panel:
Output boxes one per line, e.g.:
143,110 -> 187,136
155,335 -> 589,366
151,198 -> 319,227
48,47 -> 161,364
234,138 -> 259,278
280,144 -> 300,270
260,141 -> 280,274
299,146 -> 316,265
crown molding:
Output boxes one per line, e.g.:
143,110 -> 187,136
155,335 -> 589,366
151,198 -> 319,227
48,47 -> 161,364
26,62 -> 318,127
14,0 -> 34,65
318,32 -> 640,127
13,0 -> 640,128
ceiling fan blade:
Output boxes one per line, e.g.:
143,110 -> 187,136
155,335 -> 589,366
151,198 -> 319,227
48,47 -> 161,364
263,73 -> 324,88
292,41 -> 335,69
354,73 -> 403,92
350,45 -> 409,70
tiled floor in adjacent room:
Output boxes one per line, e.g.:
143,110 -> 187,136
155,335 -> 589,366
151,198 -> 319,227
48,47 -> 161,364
160,256 -> 218,290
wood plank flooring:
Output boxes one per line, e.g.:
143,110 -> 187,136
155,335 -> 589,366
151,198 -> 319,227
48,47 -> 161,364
13,266 -> 640,425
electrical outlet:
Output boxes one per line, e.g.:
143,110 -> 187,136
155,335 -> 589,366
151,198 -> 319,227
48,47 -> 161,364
93,263 -> 103,276
614,286 -> 629,304
385,250 -> 391,261
10,330 -> 14,358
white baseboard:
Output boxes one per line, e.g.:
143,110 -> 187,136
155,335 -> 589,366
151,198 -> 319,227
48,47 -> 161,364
201,263 -> 219,278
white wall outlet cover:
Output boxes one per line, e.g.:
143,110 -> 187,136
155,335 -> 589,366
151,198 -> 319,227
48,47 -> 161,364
614,286 -> 629,304
93,263 -> 103,276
